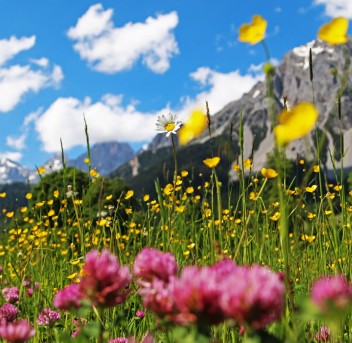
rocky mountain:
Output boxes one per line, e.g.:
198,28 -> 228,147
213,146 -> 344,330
0,158 -> 31,184
112,39 -> 352,192
67,141 -> 134,176
0,141 -> 135,184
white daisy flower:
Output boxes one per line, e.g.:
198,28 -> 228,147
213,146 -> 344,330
156,113 -> 182,136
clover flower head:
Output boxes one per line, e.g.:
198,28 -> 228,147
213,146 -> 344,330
0,304 -> 18,323
79,249 -> 132,308
2,287 -> 19,304
173,264 -> 235,325
54,283 -> 81,311
134,248 -> 178,283
0,319 -> 35,343
37,308 -> 61,326
220,265 -> 285,329
315,326 -> 331,342
311,275 -> 352,314
156,113 -> 182,136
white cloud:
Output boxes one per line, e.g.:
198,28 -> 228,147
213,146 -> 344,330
0,151 -> 22,162
0,63 -> 63,112
6,133 -> 27,150
35,95 -> 158,152
67,3 -> 179,74
183,67 -> 263,115
0,35 -> 64,113
30,57 -> 49,67
0,36 -> 35,66
34,66 -> 261,152
314,0 -> 352,18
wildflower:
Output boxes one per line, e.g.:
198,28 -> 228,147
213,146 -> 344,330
109,338 -> 128,343
313,165 -> 320,173
305,185 -> 318,193
0,193 -> 6,198
124,190 -> 134,200
318,17 -> 349,45
156,113 -> 182,136
135,310 -> 145,319
138,277 -> 178,320
311,275 -> 352,315
25,193 -> 32,200
66,185 -> 78,198
79,249 -> 132,308
269,212 -> 280,221
220,265 -> 285,329
37,166 -> 45,175
203,157 -> 220,169
301,234 -> 316,243
163,184 -> 174,196
2,287 -> 19,304
37,308 -> 61,326
0,304 -> 18,323
315,326 -> 331,342
54,283 -> 81,310
178,109 -> 207,145
134,248 -> 178,283
274,103 -> 318,146
186,187 -> 194,194
261,167 -> 278,179
173,260 -> 237,325
244,159 -> 252,170
89,169 -> 100,178
0,319 -> 35,343
238,15 -> 267,45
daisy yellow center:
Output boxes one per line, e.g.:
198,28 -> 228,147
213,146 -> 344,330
165,122 -> 175,132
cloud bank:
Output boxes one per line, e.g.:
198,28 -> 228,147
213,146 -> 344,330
34,67 -> 262,153
67,3 -> 179,74
0,36 -> 63,113
314,0 -> 352,18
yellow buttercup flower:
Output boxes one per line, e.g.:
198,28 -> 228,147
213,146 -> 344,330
238,15 -> 267,45
178,109 -> 207,145
318,17 -> 349,45
261,168 -> 278,179
274,103 -> 318,146
305,185 -> 317,193
244,159 -> 252,170
124,190 -> 134,200
203,157 -> 220,169
313,165 -> 320,173
37,166 -> 46,175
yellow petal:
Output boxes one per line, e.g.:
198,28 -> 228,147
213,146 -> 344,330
318,17 -> 349,45
203,157 -> 220,169
261,167 -> 278,179
124,190 -> 134,200
238,15 -> 267,45
178,109 -> 207,145
305,185 -> 318,193
274,103 -> 318,146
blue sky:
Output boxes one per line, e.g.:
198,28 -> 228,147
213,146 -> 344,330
0,0 -> 350,168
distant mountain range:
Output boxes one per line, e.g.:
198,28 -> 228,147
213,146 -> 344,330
2,39 -> 352,189
0,141 -> 134,184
